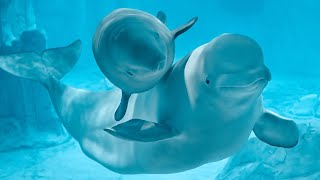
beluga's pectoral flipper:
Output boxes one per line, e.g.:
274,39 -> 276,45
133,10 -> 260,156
92,8 -> 198,121
104,119 -> 179,142
114,91 -> 131,121
253,110 -> 299,148
172,17 -> 198,39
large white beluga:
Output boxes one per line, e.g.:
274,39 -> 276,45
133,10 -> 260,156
0,9 -> 299,174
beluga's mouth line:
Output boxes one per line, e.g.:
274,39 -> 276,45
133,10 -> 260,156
217,66 -> 271,88
219,77 -> 269,88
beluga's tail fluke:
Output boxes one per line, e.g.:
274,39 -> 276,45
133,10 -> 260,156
0,40 -> 82,85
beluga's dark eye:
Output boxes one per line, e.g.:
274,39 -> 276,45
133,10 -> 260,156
206,79 -> 210,85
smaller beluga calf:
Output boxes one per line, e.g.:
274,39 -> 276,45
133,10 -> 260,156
93,8 -> 198,121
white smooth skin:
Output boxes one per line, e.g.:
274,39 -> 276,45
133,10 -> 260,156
44,33 -> 272,174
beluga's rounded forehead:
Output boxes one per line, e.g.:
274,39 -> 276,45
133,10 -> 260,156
202,33 -> 264,74
185,33 -> 270,95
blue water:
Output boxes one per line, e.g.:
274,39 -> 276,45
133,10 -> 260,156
1,0 -> 320,179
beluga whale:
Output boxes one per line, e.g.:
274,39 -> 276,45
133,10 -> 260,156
92,8 -> 198,121
0,10 -> 299,174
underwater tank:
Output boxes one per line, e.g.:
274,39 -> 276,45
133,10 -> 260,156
0,0 -> 320,179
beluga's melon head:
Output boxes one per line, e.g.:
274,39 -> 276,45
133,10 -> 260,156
92,8 -> 198,121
